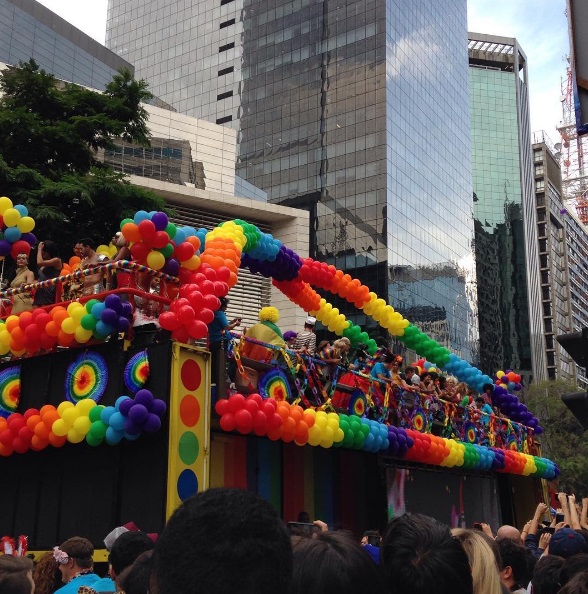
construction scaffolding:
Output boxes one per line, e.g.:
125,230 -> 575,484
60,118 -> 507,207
557,62 -> 588,224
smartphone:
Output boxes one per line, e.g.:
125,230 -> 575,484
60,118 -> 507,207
287,522 -> 319,536
556,513 -> 565,523
543,527 -> 555,534
472,522 -> 483,531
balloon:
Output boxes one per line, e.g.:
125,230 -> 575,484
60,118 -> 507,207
16,216 -> 35,233
146,250 -> 165,270
3,208 -> 20,227
138,219 -> 156,239
0,197 -> 13,214
152,212 -> 169,231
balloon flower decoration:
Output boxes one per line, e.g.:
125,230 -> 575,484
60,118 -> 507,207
0,197 -> 36,261
491,369 -> 541,433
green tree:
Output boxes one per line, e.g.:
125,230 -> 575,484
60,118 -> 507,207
525,379 -> 588,493
0,60 -> 166,254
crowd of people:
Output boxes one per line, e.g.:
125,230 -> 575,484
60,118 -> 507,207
2,488 -> 587,594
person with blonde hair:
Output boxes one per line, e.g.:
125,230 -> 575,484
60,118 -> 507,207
241,306 -> 285,362
452,528 -> 502,594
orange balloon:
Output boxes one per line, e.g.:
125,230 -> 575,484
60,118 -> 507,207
34,423 -> 50,439
45,321 -> 59,337
69,256 -> 81,267
10,327 -> 24,342
53,310 -> 69,327
57,329 -> 75,346
43,410 -> 60,427
186,236 -> 200,251
48,433 -> 66,447
31,435 -> 49,451
122,222 -> 142,243
50,306 -> 66,320
5,318 -> 19,332
227,271 -> 238,287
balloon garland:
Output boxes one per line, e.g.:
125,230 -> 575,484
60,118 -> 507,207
0,197 -> 37,260
214,393 -> 558,479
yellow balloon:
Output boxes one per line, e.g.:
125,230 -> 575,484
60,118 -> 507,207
75,327 -> 93,343
16,216 -> 35,233
52,419 -> 68,437
0,343 -> 9,356
96,244 -> 110,256
183,255 -> 200,270
76,399 -> 96,415
66,428 -> 85,444
3,208 -> 20,227
0,197 -> 13,214
62,407 -> 78,426
57,401 -> 74,415
146,250 -> 165,270
61,317 -> 77,335
0,330 -> 11,346
73,416 -> 91,434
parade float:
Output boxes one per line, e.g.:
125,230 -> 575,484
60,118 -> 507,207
0,200 -> 557,553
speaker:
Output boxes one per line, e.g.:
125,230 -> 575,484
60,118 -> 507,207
562,391 -> 588,430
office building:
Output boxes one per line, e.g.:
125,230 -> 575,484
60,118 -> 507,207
0,0 -> 132,90
107,0 -> 478,361
532,133 -> 576,383
469,34 -> 546,382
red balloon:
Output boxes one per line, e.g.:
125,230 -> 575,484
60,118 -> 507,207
152,231 -> 170,249
171,326 -> 190,343
177,306 -> 195,324
130,242 -> 151,262
178,268 -> 192,285
159,312 -> 181,331
11,240 -> 31,258
203,267 -> 217,281
245,399 -> 260,414
215,399 -> 229,416
219,413 -> 236,432
39,333 -> 57,350
200,280 -> 215,295
175,242 -> 195,262
187,320 -> 208,339
228,393 -> 245,413
195,308 -> 214,324
202,294 -> 220,311
234,409 -> 253,434
216,266 -> 231,282
35,312 -> 52,329
138,219 -> 156,239
24,324 -> 41,342
252,411 -> 268,436
0,429 -> 13,446
268,412 -> 283,431
12,437 -> 30,454
213,281 -> 229,297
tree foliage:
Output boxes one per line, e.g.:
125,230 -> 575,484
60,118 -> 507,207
0,60 -> 166,255
525,379 -> 588,494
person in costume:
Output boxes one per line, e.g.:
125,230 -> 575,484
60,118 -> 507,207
10,252 -> 34,313
241,306 -> 285,362
208,297 -> 241,387
292,316 -> 317,355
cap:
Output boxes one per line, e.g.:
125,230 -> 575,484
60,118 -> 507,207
549,528 -> 588,558
305,316 -> 316,326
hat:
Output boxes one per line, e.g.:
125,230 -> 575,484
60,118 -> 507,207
283,330 -> 297,341
549,528 -> 588,558
305,316 -> 316,326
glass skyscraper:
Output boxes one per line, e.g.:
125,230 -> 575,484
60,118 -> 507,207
107,0 -> 478,361
0,0 -> 132,90
469,34 -> 545,381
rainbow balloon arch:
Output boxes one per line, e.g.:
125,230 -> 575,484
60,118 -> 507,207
0,205 -> 559,479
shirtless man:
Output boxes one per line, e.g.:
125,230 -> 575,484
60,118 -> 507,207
78,238 -> 109,295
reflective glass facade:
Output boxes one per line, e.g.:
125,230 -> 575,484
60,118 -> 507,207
0,0 -> 132,90
469,36 -> 545,381
107,0 -> 478,361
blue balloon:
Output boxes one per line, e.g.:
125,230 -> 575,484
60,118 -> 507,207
96,320 -> 114,336
109,411 -> 126,431
174,229 -> 186,244
4,227 -> 21,242
105,426 -> 123,445
115,395 -> 131,411
14,204 -> 28,216
133,210 -> 150,224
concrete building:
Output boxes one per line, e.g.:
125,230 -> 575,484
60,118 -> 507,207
0,0 -> 132,89
468,33 -> 546,382
532,133 -> 576,383
106,0 -> 478,361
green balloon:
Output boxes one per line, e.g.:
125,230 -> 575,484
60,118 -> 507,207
85,299 -> 99,314
81,314 -> 97,331
165,223 -> 177,239
119,218 -> 133,230
88,406 -> 104,423
158,243 -> 174,258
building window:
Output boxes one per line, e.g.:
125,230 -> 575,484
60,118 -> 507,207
220,0 -> 234,5
535,164 -> 544,176
534,149 -> 543,163
536,180 -> 545,192
217,90 -> 234,100
218,66 -> 234,76
219,42 -> 235,52
216,115 -> 233,124
220,18 -> 235,28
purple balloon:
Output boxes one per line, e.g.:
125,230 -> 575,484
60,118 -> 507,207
124,419 -> 142,435
151,399 -> 167,417
105,294 -> 122,313
128,403 -> 149,424
119,399 -> 134,416
144,413 -> 161,433
152,212 -> 169,231
121,302 -> 133,318
0,241 -> 10,256
135,389 -> 154,409
20,233 -> 36,245
100,307 -> 119,327
162,258 -> 180,276
117,317 -> 130,333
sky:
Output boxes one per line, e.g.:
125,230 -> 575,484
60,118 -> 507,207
36,0 -> 570,142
